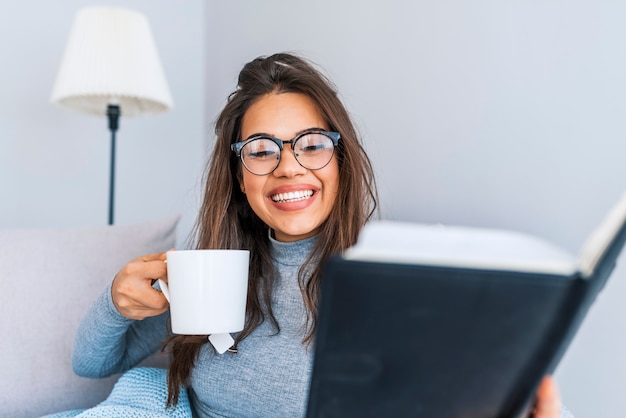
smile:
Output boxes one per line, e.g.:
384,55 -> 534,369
271,190 -> 314,203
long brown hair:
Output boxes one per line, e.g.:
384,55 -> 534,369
165,52 -> 378,406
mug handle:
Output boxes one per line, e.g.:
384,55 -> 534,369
157,279 -> 170,303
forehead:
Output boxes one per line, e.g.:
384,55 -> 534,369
241,92 -> 327,139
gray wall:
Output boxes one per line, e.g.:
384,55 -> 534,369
204,1 -> 626,417
0,0 -> 205,246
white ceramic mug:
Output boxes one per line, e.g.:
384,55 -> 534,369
158,249 -> 249,352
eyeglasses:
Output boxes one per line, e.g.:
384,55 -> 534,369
231,129 -> 340,176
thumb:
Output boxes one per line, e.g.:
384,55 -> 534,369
533,376 -> 561,418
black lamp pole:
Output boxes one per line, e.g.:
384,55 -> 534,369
106,104 -> 120,225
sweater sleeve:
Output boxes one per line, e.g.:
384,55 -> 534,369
72,282 -> 170,378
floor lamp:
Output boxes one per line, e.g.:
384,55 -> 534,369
50,6 -> 173,225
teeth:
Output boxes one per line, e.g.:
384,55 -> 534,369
271,190 -> 314,203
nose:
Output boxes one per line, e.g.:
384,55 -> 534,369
272,144 -> 306,177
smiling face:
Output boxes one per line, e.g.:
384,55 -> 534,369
239,92 -> 340,242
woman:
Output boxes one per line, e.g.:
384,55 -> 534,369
72,52 -> 565,417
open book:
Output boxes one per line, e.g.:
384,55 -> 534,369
307,192 -> 626,418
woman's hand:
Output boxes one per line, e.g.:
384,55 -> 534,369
111,252 -> 170,320
531,376 -> 561,418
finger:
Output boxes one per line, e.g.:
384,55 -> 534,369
533,376 -> 561,418
157,248 -> 176,261
133,252 -> 168,263
114,284 -> 169,319
121,259 -> 168,282
142,260 -> 168,279
113,260 -> 167,303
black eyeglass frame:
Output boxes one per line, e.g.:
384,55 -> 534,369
231,129 -> 341,175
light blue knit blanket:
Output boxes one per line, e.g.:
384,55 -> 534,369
41,367 -> 192,418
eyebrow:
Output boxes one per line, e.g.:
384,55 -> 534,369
243,127 -> 327,141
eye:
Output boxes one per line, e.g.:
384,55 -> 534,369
243,139 -> 280,160
301,143 -> 329,152
296,134 -> 333,154
247,149 -> 277,159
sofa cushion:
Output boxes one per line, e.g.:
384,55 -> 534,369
0,215 -> 180,418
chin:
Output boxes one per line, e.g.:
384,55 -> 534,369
274,224 -> 321,242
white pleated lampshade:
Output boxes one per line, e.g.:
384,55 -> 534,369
50,6 -> 173,117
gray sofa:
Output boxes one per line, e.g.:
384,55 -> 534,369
0,215 -> 180,417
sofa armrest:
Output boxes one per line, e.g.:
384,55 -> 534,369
0,215 -> 179,418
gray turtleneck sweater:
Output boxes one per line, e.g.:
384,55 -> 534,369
73,235 -> 316,418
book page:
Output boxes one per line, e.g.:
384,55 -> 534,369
577,192 -> 626,277
344,221 -> 578,275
